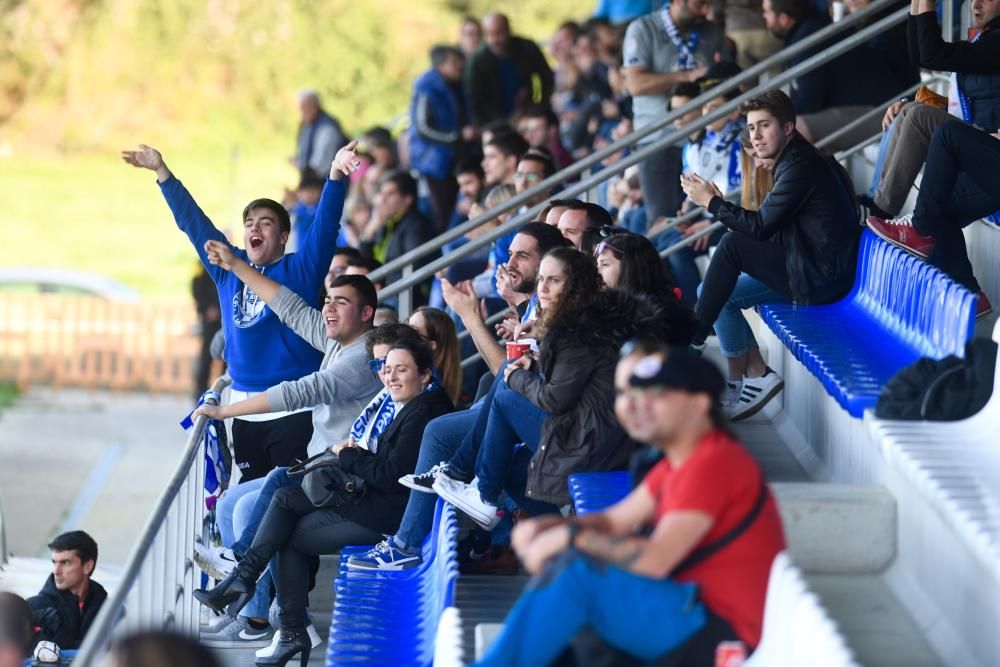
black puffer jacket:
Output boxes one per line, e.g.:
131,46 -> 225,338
707,135 -> 859,305
506,289 -> 677,505
28,575 -> 107,650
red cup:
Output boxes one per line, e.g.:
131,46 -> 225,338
506,341 -> 531,360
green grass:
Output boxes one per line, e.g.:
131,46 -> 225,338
0,381 -> 17,411
0,146 -> 298,298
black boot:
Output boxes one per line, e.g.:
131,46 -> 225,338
192,566 -> 257,616
255,627 -> 311,667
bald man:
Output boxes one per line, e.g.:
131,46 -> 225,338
464,13 -> 554,126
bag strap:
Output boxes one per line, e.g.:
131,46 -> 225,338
673,482 -> 769,575
287,452 -> 339,478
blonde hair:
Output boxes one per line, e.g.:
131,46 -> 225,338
738,128 -> 774,211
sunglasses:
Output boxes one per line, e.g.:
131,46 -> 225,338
594,238 -> 625,258
368,358 -> 386,373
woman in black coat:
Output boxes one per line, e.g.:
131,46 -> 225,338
433,247 -> 670,530
194,338 -> 453,666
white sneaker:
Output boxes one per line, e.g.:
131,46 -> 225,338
399,462 -> 450,494
432,476 -> 501,531
255,623 -> 323,658
727,368 -> 784,421
193,542 -> 239,580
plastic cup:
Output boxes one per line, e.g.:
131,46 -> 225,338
506,341 -> 531,360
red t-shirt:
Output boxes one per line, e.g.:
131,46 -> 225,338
643,429 -> 786,647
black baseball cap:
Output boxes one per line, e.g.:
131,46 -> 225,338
629,348 -> 726,401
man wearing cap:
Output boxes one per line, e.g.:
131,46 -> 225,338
473,345 -> 786,667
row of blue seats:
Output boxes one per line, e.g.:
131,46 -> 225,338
760,229 -> 976,418
326,500 -> 458,667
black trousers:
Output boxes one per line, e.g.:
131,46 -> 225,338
638,144 -> 685,221
232,412 -> 314,482
425,175 -> 459,234
693,231 -> 792,344
241,485 -> 383,630
913,120 -> 1000,293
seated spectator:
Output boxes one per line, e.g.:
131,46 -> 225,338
474,346 -> 786,667
519,106 -> 574,170
682,90 -> 858,419
763,0 -> 918,150
557,200 -> 614,250
408,306 -> 464,406
442,223 -> 570,375
593,231 -> 698,345
344,254 -> 384,290
450,157 -> 487,231
374,306 -> 399,326
465,13 -> 555,127
860,0 -> 1000,219
194,337 -> 454,666
28,531 -> 106,651
104,631 -> 223,667
482,131 -> 530,188
433,247 -> 672,527
468,183 -> 519,300
623,0 -> 725,234
292,89 -> 348,177
287,169 -> 325,251
358,126 -> 398,170
866,120 -> 997,319
121,141 -> 359,481
539,198 -> 573,226
0,593 -> 32,667
327,246 -> 361,282
459,16 -> 483,58
358,169 -> 436,297
408,45 -> 470,233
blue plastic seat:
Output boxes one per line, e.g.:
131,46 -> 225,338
567,470 -> 631,516
326,499 -> 459,667
759,230 -> 976,418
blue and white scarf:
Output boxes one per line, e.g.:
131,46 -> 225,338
349,381 -> 441,453
660,5 -> 700,70
696,119 -> 744,194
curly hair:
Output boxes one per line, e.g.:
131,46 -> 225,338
536,247 -> 603,337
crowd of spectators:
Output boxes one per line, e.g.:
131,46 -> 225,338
108,0 -> 1000,664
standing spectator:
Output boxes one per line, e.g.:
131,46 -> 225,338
682,90 -> 858,419
191,263 -> 222,400
409,45 -> 470,233
720,0 -> 781,68
293,90 -> 348,176
459,16 -> 483,58
28,531 -> 107,651
359,170 -> 436,291
465,13 -> 555,126
623,0 -> 726,234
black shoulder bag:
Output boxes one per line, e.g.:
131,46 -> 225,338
287,451 -> 367,509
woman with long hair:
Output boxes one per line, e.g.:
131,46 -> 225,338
408,306 -> 463,406
433,247 -> 671,528
593,232 -> 698,346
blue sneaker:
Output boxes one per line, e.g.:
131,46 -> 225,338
347,539 -> 422,571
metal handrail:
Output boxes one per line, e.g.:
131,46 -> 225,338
72,376 -> 231,666
376,2 -> 911,310
370,0 -> 904,294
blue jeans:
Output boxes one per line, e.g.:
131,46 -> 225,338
474,556 -> 706,667
393,404 -> 482,553
657,228 -> 702,308
698,274 -> 787,358
448,362 -> 510,480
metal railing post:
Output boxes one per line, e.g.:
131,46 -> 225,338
398,264 -> 414,320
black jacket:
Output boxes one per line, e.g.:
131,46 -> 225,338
909,12 -> 1000,133
337,386 -> 454,534
359,206 -> 437,287
507,290 -> 674,505
28,575 -> 107,650
464,37 -> 554,125
707,136 -> 859,305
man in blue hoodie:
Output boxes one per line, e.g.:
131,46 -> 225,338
409,44 -> 471,233
121,140 -> 360,480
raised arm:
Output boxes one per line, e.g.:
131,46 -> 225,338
205,240 -> 326,351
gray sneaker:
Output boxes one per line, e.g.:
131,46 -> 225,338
200,616 -> 274,648
203,611 -> 236,634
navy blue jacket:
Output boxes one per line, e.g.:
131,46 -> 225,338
408,68 -> 463,181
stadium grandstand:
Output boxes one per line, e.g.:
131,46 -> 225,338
2,0 -> 999,665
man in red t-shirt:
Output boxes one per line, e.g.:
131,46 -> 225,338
473,344 -> 786,667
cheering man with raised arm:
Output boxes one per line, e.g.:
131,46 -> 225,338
121,141 -> 360,481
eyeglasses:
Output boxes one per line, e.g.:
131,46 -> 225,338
368,358 -> 386,373
514,171 -> 542,182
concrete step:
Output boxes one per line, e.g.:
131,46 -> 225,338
806,573 -> 943,667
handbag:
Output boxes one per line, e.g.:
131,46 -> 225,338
287,451 -> 367,509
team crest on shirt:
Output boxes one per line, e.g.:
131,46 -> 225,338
232,284 -> 267,328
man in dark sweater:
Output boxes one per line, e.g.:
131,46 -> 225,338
464,13 -> 554,126
683,90 -> 858,420
28,531 -> 107,651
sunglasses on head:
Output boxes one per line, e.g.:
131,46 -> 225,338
594,237 -> 625,258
